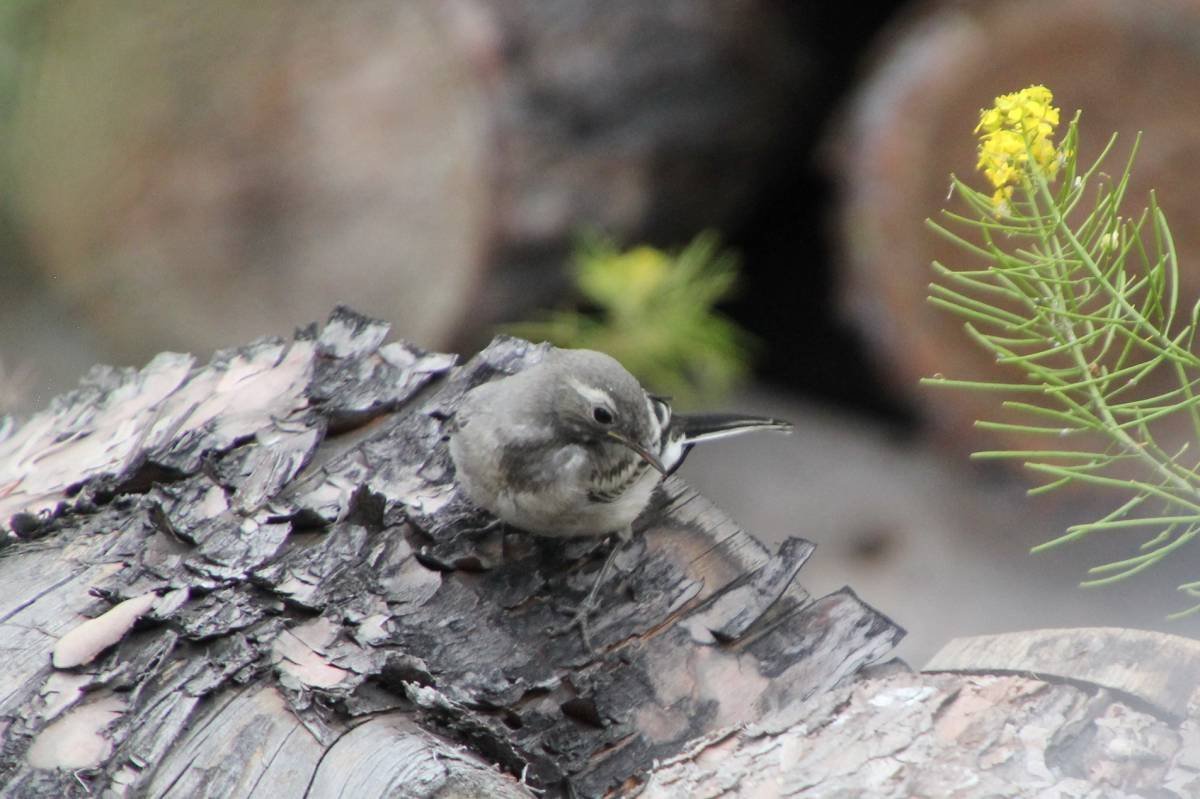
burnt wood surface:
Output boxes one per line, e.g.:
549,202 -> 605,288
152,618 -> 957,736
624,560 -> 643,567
638,655 -> 1200,797
0,308 -> 903,798
637,628 -> 1200,797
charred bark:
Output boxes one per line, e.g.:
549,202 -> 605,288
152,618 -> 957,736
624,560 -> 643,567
640,628 -> 1200,797
0,307 -> 901,798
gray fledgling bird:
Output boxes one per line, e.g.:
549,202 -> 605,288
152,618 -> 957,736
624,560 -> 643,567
448,347 -> 791,645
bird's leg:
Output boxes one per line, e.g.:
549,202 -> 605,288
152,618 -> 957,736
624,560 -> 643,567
462,517 -> 505,539
553,527 -> 633,651
571,540 -> 622,650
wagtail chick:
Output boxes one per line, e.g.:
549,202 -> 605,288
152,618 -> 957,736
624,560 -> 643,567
448,347 -> 791,645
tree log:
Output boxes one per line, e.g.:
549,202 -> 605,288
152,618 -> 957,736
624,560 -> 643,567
0,308 -> 901,797
7,0 -> 810,365
3,308 -> 1196,796
640,628 -> 1200,798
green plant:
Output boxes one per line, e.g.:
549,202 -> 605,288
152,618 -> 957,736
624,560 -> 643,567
507,232 -> 754,406
0,0 -> 49,148
925,85 -> 1200,616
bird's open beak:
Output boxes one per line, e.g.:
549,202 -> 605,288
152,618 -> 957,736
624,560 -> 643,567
606,430 -> 667,475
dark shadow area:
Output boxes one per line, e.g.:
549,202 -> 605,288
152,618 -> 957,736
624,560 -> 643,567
724,0 -> 917,428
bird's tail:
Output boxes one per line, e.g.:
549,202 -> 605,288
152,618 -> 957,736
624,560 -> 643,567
675,413 -> 793,445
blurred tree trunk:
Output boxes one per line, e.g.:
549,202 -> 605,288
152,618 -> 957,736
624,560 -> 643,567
6,0 -> 812,367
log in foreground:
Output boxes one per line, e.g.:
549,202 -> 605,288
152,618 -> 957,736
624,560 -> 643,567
641,634 -> 1200,798
0,308 -> 903,797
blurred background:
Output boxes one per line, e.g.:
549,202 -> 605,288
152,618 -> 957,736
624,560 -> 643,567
3,0 -> 1200,664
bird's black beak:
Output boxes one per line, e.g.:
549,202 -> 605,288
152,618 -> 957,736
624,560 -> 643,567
606,430 -> 667,475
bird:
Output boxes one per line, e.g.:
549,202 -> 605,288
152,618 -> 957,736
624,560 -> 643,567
447,346 -> 792,646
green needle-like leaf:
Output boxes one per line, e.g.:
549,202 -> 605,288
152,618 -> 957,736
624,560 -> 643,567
928,95 -> 1200,611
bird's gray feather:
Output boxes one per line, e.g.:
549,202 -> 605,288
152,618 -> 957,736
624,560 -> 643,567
448,346 -> 791,537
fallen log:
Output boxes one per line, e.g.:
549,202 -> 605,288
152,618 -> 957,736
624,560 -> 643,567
7,308 -> 1191,797
8,0 -> 811,362
0,307 -> 901,797
640,627 -> 1200,797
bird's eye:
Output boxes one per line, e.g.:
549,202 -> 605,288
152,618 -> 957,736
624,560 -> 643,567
592,406 -> 615,425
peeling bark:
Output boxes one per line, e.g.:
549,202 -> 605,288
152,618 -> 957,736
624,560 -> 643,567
0,308 -> 902,798
637,628 -> 1200,798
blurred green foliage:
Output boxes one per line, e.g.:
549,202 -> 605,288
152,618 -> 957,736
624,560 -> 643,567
0,1 -> 45,134
507,231 -> 754,407
0,0 -> 49,208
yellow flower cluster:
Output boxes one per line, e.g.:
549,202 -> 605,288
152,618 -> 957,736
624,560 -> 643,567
975,85 -> 1061,212
577,245 -> 670,314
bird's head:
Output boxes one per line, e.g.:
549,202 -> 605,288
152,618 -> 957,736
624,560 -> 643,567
542,349 -> 666,475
